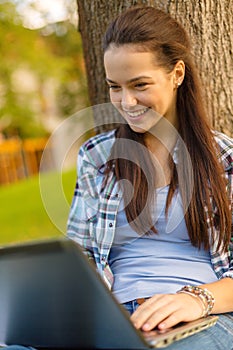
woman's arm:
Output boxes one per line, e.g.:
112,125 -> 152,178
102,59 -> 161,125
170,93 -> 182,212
67,130 -> 116,261
202,277 -> 233,313
67,145 -> 99,260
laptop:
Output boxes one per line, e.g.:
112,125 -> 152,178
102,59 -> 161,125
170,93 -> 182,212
0,238 -> 218,349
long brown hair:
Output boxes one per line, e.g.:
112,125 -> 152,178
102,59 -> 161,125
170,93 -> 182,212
103,6 -> 231,252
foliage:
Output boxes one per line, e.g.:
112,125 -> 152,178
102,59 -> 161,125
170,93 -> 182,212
0,1 -> 88,139
47,21 -> 89,117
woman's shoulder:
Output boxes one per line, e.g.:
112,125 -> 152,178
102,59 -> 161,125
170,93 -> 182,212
81,129 -> 116,153
213,130 -> 233,147
213,130 -> 233,167
78,129 -> 116,166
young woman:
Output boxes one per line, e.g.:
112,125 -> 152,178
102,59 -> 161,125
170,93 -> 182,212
67,6 -> 233,349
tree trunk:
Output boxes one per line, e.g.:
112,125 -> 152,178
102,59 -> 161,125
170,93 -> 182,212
167,1 -> 233,136
77,0 -> 233,136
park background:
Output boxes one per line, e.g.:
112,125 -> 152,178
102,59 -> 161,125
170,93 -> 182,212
0,0 -> 232,246
0,0 -> 88,245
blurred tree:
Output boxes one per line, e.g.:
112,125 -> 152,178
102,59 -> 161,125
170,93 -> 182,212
77,0 -> 233,136
0,1 -> 88,138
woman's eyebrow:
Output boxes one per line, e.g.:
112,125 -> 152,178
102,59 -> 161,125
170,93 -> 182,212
105,76 -> 152,84
105,78 -> 117,84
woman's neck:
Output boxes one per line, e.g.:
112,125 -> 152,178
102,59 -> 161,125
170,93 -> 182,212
144,120 -> 178,187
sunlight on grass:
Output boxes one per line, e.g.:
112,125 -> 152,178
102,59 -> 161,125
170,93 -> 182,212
0,168 -> 76,246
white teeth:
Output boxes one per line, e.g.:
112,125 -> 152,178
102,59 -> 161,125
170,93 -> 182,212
126,108 -> 149,118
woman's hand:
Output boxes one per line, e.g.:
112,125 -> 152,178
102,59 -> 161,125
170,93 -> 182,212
130,293 -> 204,331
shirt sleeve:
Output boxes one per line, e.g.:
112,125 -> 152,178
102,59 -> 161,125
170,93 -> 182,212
66,144 -> 100,261
216,132 -> 233,278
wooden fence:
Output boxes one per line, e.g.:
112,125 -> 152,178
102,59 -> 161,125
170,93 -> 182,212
0,138 -> 53,185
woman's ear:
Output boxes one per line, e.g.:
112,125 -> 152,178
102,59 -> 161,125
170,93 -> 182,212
173,60 -> 185,88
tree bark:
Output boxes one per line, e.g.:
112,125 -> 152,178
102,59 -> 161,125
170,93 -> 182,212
77,0 -> 233,136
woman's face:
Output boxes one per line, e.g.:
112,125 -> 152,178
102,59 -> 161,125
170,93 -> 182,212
104,45 -> 183,133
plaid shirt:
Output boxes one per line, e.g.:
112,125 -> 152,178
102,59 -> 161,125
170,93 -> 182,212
67,129 -> 233,289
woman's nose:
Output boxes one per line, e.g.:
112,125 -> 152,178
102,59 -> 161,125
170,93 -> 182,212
121,89 -> 137,109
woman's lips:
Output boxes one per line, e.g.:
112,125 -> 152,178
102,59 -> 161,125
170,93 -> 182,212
123,107 -> 150,120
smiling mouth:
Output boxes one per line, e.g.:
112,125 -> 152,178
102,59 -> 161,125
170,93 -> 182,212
123,107 -> 150,118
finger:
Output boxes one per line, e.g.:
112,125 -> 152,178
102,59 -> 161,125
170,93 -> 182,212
157,310 -> 184,330
131,294 -> 174,330
140,300 -> 180,331
130,295 -> 164,329
157,294 -> 204,330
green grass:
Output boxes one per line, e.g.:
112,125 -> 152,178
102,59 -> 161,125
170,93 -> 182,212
0,168 -> 77,246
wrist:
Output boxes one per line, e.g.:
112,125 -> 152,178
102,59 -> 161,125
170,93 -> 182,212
177,285 -> 215,317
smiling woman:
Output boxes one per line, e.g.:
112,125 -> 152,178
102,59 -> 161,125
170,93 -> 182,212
4,4 -> 232,350
104,46 -> 184,132
67,5 -> 233,350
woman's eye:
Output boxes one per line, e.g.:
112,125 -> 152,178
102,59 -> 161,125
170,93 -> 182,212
135,83 -> 148,89
108,85 -> 121,90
